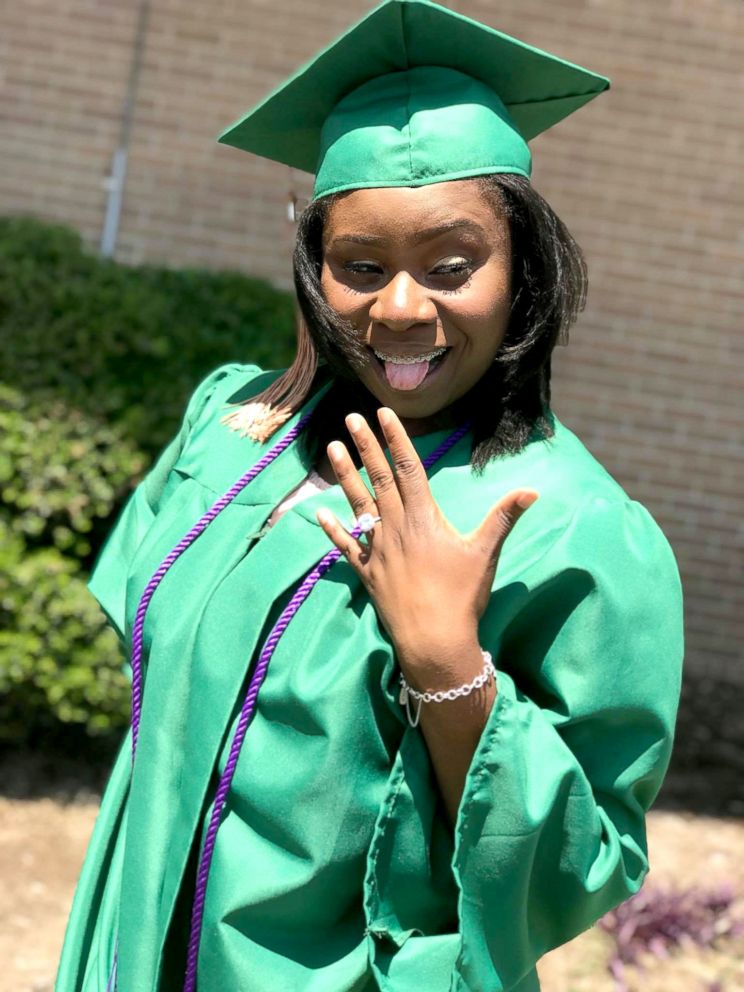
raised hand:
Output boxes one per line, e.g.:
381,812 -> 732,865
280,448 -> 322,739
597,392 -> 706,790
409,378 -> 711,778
316,407 -> 538,678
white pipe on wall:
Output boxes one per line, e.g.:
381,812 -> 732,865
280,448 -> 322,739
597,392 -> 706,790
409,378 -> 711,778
100,0 -> 152,258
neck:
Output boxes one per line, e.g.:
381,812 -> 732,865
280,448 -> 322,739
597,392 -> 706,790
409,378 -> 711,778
301,375 -> 468,477
398,405 -> 459,437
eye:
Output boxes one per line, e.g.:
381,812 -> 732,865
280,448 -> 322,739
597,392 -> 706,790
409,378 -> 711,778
432,257 -> 472,276
430,257 -> 474,292
342,261 -> 384,275
337,260 -> 385,293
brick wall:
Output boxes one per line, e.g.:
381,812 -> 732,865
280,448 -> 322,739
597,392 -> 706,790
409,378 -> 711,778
1,0 -> 742,687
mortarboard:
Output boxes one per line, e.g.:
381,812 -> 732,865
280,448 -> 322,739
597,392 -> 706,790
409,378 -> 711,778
218,0 -> 609,200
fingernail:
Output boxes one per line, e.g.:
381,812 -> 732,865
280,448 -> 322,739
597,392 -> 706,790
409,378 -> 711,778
346,413 -> 364,432
377,407 -> 392,427
316,508 -> 332,526
517,491 -> 539,509
327,441 -> 344,462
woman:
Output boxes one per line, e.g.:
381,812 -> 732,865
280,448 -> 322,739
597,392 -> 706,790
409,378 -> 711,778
56,2 -> 684,991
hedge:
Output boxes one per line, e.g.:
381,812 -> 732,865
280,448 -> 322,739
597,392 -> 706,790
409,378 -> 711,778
0,215 -> 297,744
0,521 -> 128,741
1,383 -> 145,559
0,215 -> 297,459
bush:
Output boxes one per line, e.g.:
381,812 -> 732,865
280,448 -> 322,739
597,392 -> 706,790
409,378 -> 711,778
0,522 -> 129,740
0,215 -> 297,744
0,384 -> 145,559
0,215 -> 296,458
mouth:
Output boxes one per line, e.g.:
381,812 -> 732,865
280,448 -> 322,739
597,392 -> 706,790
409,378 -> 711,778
368,345 -> 451,391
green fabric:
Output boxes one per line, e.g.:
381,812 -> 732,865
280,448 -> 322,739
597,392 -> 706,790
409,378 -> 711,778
314,68 -> 532,196
56,364 -> 683,992
217,0 -> 610,198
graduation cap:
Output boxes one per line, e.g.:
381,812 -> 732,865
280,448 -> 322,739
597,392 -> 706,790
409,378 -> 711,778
219,0 -> 609,200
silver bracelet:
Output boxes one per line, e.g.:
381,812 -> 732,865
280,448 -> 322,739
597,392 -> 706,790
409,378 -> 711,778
398,650 -> 496,728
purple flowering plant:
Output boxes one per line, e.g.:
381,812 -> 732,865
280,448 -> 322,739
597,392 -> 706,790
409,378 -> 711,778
598,882 -> 744,992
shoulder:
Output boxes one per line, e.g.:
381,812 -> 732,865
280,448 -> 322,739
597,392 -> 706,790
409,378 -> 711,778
443,414 -> 631,526
170,363 -> 318,495
488,415 -> 631,511
443,415 -> 680,588
183,362 -> 282,429
474,423 -> 683,662
511,432 -> 680,611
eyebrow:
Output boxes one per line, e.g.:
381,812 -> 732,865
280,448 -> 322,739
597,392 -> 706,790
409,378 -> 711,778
329,219 -> 486,248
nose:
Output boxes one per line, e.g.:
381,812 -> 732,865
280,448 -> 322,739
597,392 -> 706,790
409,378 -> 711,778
368,271 -> 437,332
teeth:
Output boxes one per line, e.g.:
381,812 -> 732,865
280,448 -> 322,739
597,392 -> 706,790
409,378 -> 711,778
372,346 -> 448,364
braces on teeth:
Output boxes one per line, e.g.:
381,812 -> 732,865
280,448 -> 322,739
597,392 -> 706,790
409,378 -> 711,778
373,347 -> 448,364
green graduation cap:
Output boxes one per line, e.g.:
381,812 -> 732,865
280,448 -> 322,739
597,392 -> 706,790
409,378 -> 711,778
218,0 -> 609,200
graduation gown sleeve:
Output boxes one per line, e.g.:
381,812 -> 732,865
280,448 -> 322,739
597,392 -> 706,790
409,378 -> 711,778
363,491 -> 684,992
454,496 -> 683,989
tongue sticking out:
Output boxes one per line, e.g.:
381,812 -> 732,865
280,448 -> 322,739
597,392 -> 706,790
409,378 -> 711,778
383,359 -> 431,391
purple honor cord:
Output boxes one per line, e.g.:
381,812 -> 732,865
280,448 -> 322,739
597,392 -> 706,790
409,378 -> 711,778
128,411 -> 314,760
123,411 -> 469,992
104,944 -> 118,992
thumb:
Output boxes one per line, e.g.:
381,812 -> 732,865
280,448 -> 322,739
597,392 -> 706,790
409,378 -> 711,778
474,488 -> 540,566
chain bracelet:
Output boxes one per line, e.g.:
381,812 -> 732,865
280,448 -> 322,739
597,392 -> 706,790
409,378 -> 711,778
398,650 -> 496,728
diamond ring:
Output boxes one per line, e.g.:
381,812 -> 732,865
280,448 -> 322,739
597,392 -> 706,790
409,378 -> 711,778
352,512 -> 381,534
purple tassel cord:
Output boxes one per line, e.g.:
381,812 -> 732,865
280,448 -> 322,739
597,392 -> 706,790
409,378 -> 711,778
125,409 -> 469,992
128,411 -> 314,760
104,944 -> 118,992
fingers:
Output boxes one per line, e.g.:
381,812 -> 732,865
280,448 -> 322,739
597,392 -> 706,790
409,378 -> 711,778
376,407 -> 431,510
326,439 -> 379,523
316,507 -> 370,570
344,413 -> 402,519
475,489 -> 539,566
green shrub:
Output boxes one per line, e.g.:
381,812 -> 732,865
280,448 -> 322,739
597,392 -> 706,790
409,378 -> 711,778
0,522 -> 129,741
0,215 -> 297,744
0,384 -> 145,558
0,215 -> 296,458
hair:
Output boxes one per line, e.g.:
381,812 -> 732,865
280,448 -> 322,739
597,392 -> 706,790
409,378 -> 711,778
235,174 -> 587,473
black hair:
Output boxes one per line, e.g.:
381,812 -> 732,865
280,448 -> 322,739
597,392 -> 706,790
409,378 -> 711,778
250,174 -> 587,473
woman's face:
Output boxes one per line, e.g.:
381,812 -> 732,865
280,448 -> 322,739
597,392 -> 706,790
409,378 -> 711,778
320,178 -> 512,429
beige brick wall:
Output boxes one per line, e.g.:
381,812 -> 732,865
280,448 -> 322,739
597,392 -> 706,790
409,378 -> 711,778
1,0 -> 742,685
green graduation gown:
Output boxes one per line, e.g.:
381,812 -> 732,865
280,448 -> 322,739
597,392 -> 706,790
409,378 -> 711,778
56,362 -> 683,992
